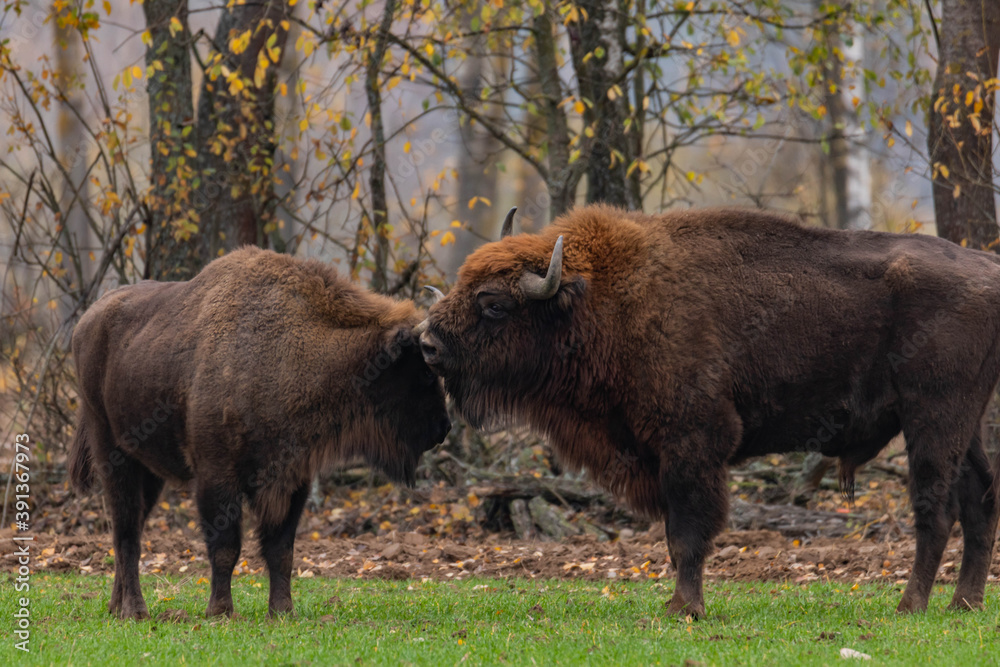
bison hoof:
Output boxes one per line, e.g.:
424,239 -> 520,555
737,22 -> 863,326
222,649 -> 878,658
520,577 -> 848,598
267,601 -> 294,619
948,595 -> 983,611
666,595 -> 705,620
895,597 -> 927,614
205,599 -> 234,618
115,601 -> 150,621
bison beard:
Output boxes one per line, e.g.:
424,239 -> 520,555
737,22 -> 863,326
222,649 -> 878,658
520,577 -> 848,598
422,204 -> 1000,618
67,247 -> 450,619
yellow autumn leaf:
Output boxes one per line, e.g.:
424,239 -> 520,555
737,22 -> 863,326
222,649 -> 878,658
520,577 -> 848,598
404,141 -> 411,153
230,29 -> 251,55
573,100 -> 585,114
131,65 -> 143,80
905,120 -> 912,137
352,182 -> 360,200
169,17 -> 182,37
726,30 -> 740,47
440,231 -> 456,246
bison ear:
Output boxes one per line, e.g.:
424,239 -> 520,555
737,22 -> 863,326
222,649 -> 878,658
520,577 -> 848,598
388,325 -> 418,350
549,276 -> 587,316
378,324 -> 419,360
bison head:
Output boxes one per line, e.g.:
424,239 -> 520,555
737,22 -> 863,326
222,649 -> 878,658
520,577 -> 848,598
417,208 -> 589,431
352,325 -> 451,484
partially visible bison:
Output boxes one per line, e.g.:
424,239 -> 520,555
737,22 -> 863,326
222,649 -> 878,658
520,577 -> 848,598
69,247 -> 450,619
419,205 -> 1000,618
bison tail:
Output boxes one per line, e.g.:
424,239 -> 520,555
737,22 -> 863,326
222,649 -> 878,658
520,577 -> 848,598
67,417 -> 95,493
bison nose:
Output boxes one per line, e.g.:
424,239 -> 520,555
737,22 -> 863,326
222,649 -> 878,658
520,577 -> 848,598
420,330 -> 446,367
434,417 -> 452,444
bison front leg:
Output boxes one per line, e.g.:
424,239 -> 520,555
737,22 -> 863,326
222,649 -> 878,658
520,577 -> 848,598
663,467 -> 729,620
197,482 -> 243,618
257,483 -> 310,618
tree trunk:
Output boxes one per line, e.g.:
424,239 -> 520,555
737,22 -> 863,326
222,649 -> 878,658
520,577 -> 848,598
823,5 -> 871,230
195,0 -> 292,259
928,0 -> 1000,249
450,15 -> 504,275
142,0 -> 200,280
568,0 -> 639,209
365,0 -> 397,293
54,8 -> 93,295
837,32 -> 871,230
534,3 -> 578,218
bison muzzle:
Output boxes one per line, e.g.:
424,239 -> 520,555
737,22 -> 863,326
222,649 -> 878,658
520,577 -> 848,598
421,204 -> 1000,618
68,247 -> 450,619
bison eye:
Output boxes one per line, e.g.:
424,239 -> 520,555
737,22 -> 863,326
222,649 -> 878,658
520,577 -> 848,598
483,302 -> 507,320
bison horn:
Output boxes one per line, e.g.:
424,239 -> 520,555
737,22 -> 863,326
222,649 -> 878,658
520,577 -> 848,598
424,285 -> 445,305
500,207 -> 517,239
412,286 -> 444,337
520,235 -> 564,301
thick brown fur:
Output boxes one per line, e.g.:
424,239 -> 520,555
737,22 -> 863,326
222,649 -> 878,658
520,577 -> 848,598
69,246 -> 450,619
422,204 -> 1000,618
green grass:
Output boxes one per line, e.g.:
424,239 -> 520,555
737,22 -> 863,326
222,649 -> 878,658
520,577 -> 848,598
3,574 -> 999,665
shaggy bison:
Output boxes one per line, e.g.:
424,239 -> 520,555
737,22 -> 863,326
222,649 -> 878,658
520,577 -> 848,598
69,247 -> 450,619
419,205 -> 1000,618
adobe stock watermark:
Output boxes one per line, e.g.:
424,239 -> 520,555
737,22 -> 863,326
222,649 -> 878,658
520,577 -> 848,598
10,433 -> 33,653
887,309 -> 951,372
120,398 -> 178,449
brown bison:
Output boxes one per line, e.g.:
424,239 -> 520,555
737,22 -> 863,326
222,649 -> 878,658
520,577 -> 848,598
419,205 -> 1000,618
69,247 -> 450,619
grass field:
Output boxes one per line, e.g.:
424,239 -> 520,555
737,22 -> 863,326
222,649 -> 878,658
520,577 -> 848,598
3,574 -> 998,665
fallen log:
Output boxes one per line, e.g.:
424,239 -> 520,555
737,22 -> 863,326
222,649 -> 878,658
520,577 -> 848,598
509,499 -> 537,540
528,496 -> 581,540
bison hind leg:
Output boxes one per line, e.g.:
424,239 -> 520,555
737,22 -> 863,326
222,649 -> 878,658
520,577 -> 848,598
897,413 -> 979,613
256,482 -> 310,618
948,434 -> 998,611
196,481 -> 244,618
105,462 -> 162,620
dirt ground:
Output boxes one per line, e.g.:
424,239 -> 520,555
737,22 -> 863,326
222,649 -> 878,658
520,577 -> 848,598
6,525 -> 991,588
9,458 -> 988,589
